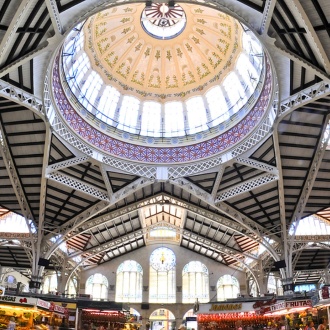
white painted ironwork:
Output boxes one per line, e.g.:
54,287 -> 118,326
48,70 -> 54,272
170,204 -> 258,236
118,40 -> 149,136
215,173 -> 278,202
234,157 -> 278,174
260,0 -> 277,35
47,172 -> 110,201
0,80 -> 45,118
47,156 -> 91,173
279,81 -> 330,118
211,165 -> 225,199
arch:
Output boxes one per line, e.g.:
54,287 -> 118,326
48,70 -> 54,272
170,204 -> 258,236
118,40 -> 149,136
149,308 -> 176,330
182,261 -> 209,303
116,260 -> 143,302
149,247 -> 176,303
216,274 -> 240,301
86,273 -> 108,300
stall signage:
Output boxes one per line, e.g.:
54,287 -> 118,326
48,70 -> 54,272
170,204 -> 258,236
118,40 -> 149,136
0,295 -> 36,305
286,300 -> 312,308
0,296 -> 16,302
53,305 -> 66,313
270,302 -> 286,312
209,303 -> 242,311
0,287 -> 5,296
37,299 -> 51,309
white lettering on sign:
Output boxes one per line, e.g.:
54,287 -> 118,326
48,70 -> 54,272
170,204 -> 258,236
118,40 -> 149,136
37,299 -> 51,309
286,300 -> 312,308
54,305 -> 66,313
270,302 -> 286,312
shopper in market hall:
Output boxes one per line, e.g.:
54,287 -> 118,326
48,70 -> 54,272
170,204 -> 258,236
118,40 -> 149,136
317,319 -> 327,330
306,321 -> 316,330
7,317 -> 16,330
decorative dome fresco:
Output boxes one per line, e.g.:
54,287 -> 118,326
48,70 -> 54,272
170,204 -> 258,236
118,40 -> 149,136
50,1 -> 277,166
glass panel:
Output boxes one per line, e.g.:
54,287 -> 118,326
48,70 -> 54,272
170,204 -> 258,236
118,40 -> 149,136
186,97 -> 208,134
141,101 -> 162,137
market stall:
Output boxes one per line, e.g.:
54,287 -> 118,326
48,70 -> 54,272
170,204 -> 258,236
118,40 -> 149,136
0,295 -> 53,330
196,300 -> 285,330
76,300 -> 130,330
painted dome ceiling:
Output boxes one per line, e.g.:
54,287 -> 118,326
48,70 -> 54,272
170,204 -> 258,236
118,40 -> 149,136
52,1 -> 275,165
84,2 -> 242,99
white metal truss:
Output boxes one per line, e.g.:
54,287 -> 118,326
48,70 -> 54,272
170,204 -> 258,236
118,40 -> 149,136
170,177 -> 215,204
47,171 -> 110,201
286,0 -> 330,74
260,0 -> 277,35
44,178 -> 153,258
231,114 -> 277,158
102,155 -> 157,179
211,165 -> 225,199
0,0 -> 31,63
215,173 -> 278,202
168,157 -> 224,179
289,115 -> 330,228
100,164 -> 113,198
45,0 -> 63,35
46,156 -> 91,173
0,123 -> 34,222
294,235 -> 330,242
0,80 -> 45,118
44,200 -> 109,239
279,81 -> 330,118
34,127 -> 53,275
182,230 -> 258,261
234,157 -> 278,174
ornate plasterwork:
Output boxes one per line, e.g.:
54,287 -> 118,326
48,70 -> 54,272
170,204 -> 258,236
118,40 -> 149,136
85,3 -> 241,100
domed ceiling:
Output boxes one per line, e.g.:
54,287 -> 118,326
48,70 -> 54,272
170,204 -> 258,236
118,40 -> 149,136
51,1 -> 276,165
85,3 -> 241,99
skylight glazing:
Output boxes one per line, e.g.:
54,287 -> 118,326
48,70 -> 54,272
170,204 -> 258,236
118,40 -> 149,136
61,3 -> 265,140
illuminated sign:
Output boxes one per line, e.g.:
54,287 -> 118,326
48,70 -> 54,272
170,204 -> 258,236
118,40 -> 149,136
0,287 -> 5,296
209,303 -> 242,311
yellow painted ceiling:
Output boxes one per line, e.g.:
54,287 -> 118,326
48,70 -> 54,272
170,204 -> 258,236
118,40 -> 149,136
84,3 -> 243,100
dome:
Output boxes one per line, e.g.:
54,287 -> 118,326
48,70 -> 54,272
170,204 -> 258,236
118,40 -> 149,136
51,1 -> 276,165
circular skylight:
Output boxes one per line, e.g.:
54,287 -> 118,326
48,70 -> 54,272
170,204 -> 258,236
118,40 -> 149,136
141,3 -> 186,40
61,3 -> 264,140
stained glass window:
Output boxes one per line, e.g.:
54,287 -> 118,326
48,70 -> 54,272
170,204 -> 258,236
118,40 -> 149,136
116,260 -> 143,302
217,275 -> 240,301
149,247 -> 176,303
86,273 -> 108,300
182,261 -> 209,303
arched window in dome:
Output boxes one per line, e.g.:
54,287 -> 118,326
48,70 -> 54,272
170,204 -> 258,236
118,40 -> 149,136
186,97 -> 208,134
117,96 -> 140,133
149,247 -> 176,303
97,85 -> 120,125
223,72 -> 245,114
80,71 -> 103,111
236,53 -> 259,96
217,275 -> 240,301
206,86 -> 229,126
116,260 -> 143,302
242,29 -> 263,71
164,102 -> 185,137
182,261 -> 209,303
140,101 -> 162,137
86,273 -> 108,300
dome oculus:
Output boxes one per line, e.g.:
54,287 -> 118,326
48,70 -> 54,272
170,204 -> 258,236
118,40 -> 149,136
141,3 -> 186,40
